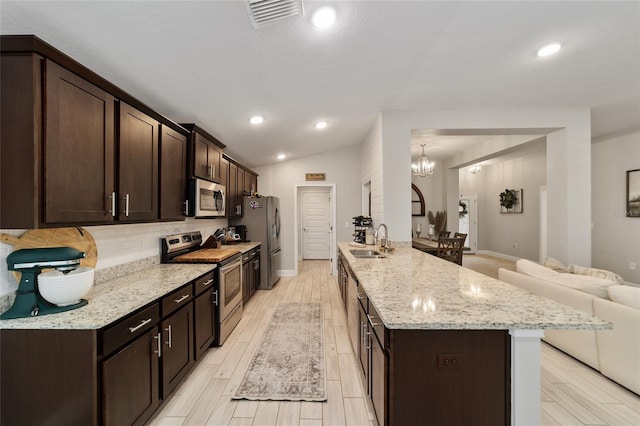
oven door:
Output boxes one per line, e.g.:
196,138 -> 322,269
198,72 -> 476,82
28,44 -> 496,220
193,179 -> 225,217
218,256 -> 242,321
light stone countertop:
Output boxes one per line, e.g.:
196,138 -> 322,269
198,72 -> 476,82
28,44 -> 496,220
338,242 -> 610,331
0,263 -> 216,330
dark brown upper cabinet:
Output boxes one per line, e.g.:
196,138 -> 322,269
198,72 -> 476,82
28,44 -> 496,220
44,59 -> 117,224
181,123 -> 226,183
160,125 -> 188,220
118,102 -> 159,222
0,35 -> 189,228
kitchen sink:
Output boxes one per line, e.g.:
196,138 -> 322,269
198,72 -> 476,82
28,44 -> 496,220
349,249 -> 386,259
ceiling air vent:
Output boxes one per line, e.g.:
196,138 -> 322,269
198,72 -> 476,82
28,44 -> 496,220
246,0 -> 304,28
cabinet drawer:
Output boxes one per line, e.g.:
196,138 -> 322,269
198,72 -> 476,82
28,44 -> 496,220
368,301 -> 388,348
242,252 -> 250,263
162,284 -> 193,317
102,303 -> 160,356
193,271 -> 216,296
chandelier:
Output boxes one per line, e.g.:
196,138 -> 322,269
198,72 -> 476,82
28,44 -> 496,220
412,144 -> 434,177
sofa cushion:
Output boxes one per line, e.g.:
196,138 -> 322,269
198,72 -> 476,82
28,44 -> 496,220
569,264 -> 625,285
516,259 -> 617,299
516,259 -> 559,279
608,285 -> 640,310
544,257 -> 570,273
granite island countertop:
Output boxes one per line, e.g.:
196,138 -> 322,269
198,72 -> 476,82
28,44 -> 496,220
338,242 -> 610,331
0,263 -> 216,330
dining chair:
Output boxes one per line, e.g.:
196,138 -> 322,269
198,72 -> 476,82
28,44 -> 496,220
438,231 -> 451,238
437,237 -> 464,265
453,232 -> 467,246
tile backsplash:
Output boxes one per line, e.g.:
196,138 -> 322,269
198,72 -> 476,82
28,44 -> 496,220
0,218 -> 227,296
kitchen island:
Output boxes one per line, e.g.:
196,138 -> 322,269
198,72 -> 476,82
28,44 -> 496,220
338,242 -> 609,426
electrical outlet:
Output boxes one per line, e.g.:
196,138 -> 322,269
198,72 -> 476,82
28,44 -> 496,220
513,242 -> 518,249
630,262 -> 637,271
437,353 -> 463,369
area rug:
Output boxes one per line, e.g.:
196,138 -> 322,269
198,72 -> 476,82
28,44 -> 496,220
232,302 -> 326,401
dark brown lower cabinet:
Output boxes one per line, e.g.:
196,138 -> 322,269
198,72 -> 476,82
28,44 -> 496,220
102,328 -> 160,426
370,329 -> 387,425
250,249 -> 260,297
194,286 -> 217,360
160,303 -> 195,398
358,300 -> 369,389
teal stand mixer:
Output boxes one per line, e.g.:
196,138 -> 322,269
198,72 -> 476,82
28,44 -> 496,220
1,247 -> 88,319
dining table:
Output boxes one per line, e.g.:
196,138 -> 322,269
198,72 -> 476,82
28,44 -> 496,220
412,237 -> 439,253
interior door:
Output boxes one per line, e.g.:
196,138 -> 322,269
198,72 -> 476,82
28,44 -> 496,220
301,188 -> 331,259
459,194 -> 477,254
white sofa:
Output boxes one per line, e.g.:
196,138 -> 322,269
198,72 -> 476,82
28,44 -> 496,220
499,261 -> 640,395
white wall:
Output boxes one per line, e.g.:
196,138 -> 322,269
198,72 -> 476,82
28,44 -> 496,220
376,108 -> 592,265
0,218 -> 227,296
592,128 -> 640,283
459,148 -> 547,260
254,144 -> 361,274
361,115 -> 384,223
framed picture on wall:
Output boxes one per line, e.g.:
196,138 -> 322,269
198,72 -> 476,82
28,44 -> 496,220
627,169 -> 640,217
499,188 -> 523,214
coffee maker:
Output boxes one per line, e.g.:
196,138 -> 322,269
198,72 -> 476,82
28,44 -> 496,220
235,225 -> 248,242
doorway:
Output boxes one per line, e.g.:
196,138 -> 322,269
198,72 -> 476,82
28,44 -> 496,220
459,194 -> 477,253
294,184 -> 337,276
301,187 -> 331,260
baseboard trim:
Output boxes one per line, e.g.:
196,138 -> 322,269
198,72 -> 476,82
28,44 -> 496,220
477,250 -> 521,262
279,269 -> 296,277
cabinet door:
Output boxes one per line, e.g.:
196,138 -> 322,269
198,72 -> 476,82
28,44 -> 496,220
160,303 -> 194,398
44,59 -> 115,224
208,144 -> 221,181
228,162 -> 238,217
102,327 -> 160,426
220,156 -> 229,190
370,333 -> 387,426
250,174 -> 258,196
194,290 -> 216,360
193,133 -> 210,180
347,273 -> 360,354
243,170 -> 253,195
236,168 -> 245,215
242,258 -> 250,304
251,254 -> 260,297
358,300 -> 369,389
160,125 -> 187,220
119,102 -> 159,221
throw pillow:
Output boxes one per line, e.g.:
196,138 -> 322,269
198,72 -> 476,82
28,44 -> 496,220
544,257 -> 570,273
546,274 -> 617,299
608,285 -> 640,310
569,265 -> 625,285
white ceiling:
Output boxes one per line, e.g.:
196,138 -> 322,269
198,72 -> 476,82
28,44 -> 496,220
2,1 -> 639,168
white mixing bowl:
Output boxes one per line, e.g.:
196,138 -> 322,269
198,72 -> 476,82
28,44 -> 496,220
38,267 -> 94,306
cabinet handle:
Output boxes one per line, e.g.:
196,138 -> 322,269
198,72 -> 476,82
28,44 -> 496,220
108,192 -> 116,217
202,278 -> 214,287
212,290 -> 218,306
128,318 -> 152,333
122,193 -> 130,217
174,294 -> 190,304
209,163 -> 215,178
357,292 -> 366,300
367,314 -> 381,327
183,200 -> 189,216
154,332 -> 162,358
165,325 -> 172,348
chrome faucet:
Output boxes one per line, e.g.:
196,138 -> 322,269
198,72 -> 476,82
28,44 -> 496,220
375,223 -> 390,252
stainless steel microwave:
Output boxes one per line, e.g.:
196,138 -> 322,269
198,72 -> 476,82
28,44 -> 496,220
191,179 -> 225,217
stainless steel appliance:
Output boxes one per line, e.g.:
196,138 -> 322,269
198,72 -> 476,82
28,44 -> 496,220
231,196 -> 281,289
189,179 -> 225,217
161,232 -> 242,345
1,247 -> 87,319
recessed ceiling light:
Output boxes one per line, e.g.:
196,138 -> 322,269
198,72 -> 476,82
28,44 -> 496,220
277,153 -> 286,160
315,121 -> 328,130
249,115 -> 264,125
537,43 -> 561,57
312,6 -> 336,29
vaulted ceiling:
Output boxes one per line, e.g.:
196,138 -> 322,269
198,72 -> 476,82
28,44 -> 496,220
2,1 -> 638,167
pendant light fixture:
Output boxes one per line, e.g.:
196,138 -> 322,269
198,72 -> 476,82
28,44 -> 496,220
412,144 -> 435,177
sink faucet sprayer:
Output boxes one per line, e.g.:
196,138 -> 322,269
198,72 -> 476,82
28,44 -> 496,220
375,223 -> 390,252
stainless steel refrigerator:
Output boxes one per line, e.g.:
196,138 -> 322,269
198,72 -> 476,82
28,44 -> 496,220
231,196 -> 281,289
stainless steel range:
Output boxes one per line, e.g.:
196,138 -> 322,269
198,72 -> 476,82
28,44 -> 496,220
161,231 -> 242,345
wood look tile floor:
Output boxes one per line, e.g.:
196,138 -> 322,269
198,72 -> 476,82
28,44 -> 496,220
149,258 -> 639,426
